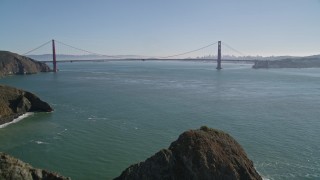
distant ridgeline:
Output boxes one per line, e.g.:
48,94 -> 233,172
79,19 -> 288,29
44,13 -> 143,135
253,55 -> 320,68
0,51 -> 51,76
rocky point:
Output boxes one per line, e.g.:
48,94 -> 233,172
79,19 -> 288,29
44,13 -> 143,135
114,126 -> 262,180
0,85 -> 53,126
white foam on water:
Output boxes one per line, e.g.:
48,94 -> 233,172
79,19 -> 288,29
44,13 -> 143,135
256,168 -> 272,180
0,112 -> 33,128
57,128 -> 68,135
262,178 -> 271,180
35,141 -> 49,145
30,140 -> 49,145
88,117 -> 108,120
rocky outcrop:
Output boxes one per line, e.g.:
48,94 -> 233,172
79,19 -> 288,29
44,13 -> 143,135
0,85 -> 53,125
0,152 -> 70,180
114,126 -> 262,180
0,51 -> 51,76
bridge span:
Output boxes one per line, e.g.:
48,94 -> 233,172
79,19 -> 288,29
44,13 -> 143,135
25,39 -> 256,71
41,58 -> 256,64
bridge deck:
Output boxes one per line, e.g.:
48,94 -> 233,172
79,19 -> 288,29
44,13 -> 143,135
41,59 -> 256,63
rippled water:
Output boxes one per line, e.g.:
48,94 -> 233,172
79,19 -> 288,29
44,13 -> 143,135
0,61 -> 319,179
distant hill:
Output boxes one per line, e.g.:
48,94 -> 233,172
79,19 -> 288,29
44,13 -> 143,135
253,55 -> 320,68
305,54 -> 320,59
0,51 -> 51,76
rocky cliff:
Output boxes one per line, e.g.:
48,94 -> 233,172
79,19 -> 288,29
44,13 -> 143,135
0,152 -> 70,180
0,51 -> 51,76
114,126 -> 262,180
0,85 -> 53,125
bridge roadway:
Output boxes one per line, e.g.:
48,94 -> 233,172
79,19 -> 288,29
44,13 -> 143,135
41,59 -> 256,63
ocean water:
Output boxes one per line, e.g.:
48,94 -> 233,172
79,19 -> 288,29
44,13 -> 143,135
0,61 -> 319,179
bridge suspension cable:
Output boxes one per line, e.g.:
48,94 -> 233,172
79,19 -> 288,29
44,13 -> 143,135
54,40 -> 219,59
55,40 -> 120,58
23,40 -> 52,55
221,42 -> 246,57
23,39 -> 221,60
159,41 -> 219,59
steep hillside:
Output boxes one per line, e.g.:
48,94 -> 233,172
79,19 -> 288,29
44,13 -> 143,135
0,85 -> 53,125
0,51 -> 51,76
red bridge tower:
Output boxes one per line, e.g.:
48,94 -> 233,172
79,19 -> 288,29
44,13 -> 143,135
216,41 -> 222,70
52,39 -> 57,72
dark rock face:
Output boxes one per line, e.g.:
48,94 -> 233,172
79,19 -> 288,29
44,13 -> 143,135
0,85 -> 53,125
0,152 -> 70,180
114,126 -> 262,180
0,51 -> 51,76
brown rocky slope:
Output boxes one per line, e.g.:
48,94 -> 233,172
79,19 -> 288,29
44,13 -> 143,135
114,126 -> 262,180
0,152 -> 70,180
0,51 -> 50,76
0,85 -> 53,125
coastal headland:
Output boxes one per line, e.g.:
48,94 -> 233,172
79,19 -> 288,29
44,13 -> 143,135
0,51 -> 66,179
115,126 -> 262,180
0,152 -> 70,180
0,51 -> 51,76
0,85 -> 53,126
0,50 -> 53,125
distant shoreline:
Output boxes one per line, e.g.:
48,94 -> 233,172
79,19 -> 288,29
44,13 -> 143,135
253,58 -> 320,69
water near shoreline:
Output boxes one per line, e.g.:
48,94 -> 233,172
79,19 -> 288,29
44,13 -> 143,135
0,113 -> 34,129
0,61 -> 319,179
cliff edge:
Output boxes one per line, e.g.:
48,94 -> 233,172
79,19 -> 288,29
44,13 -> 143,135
0,152 -> 70,180
0,85 -> 53,125
114,126 -> 262,180
0,51 -> 50,76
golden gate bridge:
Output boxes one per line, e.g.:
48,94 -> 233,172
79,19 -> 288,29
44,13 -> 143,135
23,39 -> 257,72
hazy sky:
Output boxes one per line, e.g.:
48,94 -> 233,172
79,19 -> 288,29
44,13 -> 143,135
1,0 -> 319,57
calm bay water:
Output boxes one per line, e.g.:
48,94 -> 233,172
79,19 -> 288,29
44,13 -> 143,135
0,61 -> 319,179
